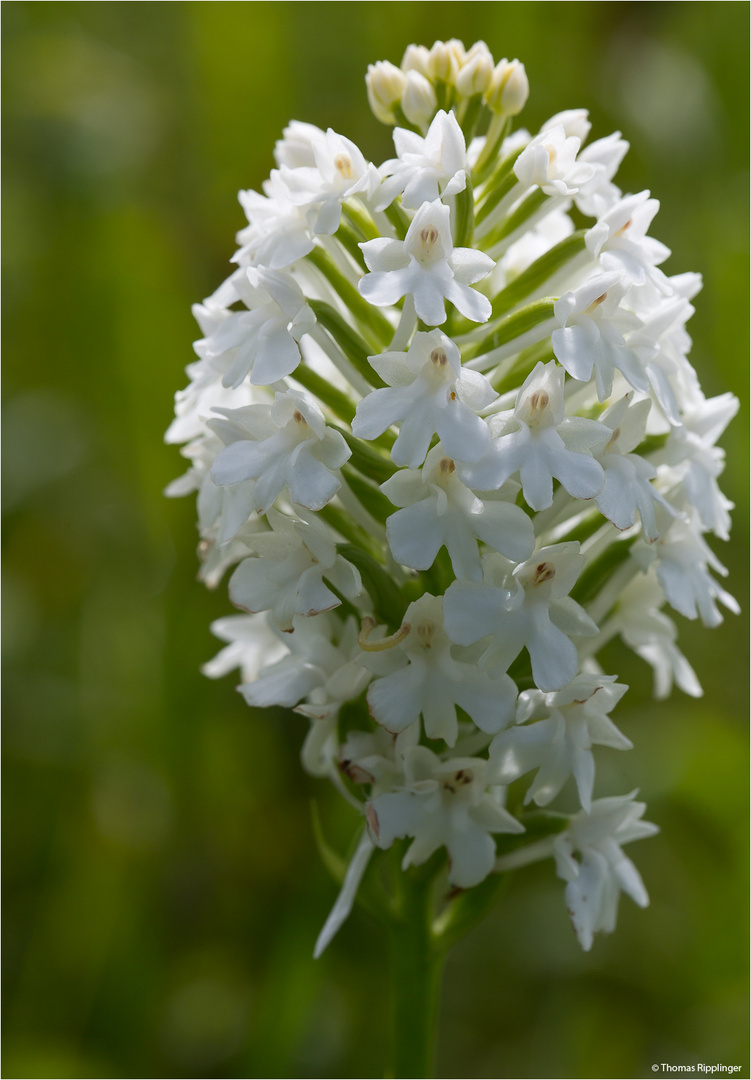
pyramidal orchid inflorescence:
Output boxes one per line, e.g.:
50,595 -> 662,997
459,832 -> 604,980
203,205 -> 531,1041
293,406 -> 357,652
167,39 -> 738,960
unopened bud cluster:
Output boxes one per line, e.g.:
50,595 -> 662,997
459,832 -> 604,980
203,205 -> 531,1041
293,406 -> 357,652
168,39 -> 737,955
367,41 -> 528,130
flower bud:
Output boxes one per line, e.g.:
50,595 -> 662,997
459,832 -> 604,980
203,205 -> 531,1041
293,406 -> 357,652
444,38 -> 467,69
401,44 -> 430,77
465,40 -> 493,65
366,61 -> 406,124
428,40 -> 460,84
456,50 -> 494,97
485,58 -> 529,116
401,70 -> 437,129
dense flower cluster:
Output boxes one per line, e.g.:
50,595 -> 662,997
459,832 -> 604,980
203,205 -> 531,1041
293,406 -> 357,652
167,39 -> 737,954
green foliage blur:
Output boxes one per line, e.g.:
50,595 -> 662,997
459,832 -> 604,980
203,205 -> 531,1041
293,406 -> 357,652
3,3 -> 748,1078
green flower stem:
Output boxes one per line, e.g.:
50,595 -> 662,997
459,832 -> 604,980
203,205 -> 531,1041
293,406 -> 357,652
293,363 -> 357,424
318,503 -> 382,560
461,298 -> 556,365
308,245 -> 393,347
309,300 -> 386,388
546,506 -> 604,548
334,426 -> 394,484
533,487 -> 602,546
343,198 -> 382,241
584,557 -> 641,627
474,143 -> 523,212
489,230 -> 587,319
474,167 -> 518,227
336,544 -> 407,629
384,199 -> 411,241
471,112 -> 509,183
336,221 -> 368,271
490,337 -> 555,395
385,815 -> 573,1079
434,79 -> 453,114
482,186 -> 549,253
341,465 -> 394,525
388,865 -> 446,1080
573,534 -> 637,608
452,178 -> 474,248
456,92 -> 484,143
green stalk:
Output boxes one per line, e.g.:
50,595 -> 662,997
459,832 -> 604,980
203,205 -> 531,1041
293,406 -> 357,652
472,112 -> 510,183
341,464 -> 393,525
489,230 -> 587,319
572,536 -> 636,608
434,79 -> 451,113
461,298 -> 556,364
336,221 -> 368,272
309,299 -> 385,388
389,865 -> 445,1080
343,198 -> 382,241
482,187 -> 548,252
490,337 -> 555,395
308,245 -> 393,347
318,503 -> 381,560
457,93 -> 484,143
336,544 -> 406,629
452,177 -> 474,249
333,425 -> 394,484
384,199 -> 411,240
293,363 -> 357,424
474,167 -> 518,227
474,142 -> 523,208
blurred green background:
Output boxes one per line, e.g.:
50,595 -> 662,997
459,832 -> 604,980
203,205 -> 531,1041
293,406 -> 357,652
2,3 -> 748,1078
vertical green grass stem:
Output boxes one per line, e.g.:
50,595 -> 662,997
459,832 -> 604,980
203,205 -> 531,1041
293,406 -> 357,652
388,869 -> 445,1079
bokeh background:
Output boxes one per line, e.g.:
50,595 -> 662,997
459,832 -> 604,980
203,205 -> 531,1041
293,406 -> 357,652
3,3 -> 748,1078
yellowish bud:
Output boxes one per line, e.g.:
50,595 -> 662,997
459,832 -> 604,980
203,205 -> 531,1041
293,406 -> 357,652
366,61 -> 406,124
401,70 -> 437,128
427,40 -> 460,84
465,40 -> 493,65
456,51 -> 494,97
401,44 -> 430,77
484,58 -> 529,116
444,38 -> 467,69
